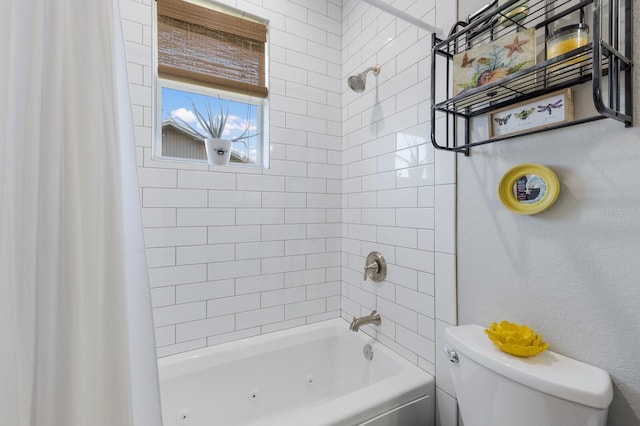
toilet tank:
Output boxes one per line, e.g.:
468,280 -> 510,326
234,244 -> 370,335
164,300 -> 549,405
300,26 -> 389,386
444,325 -> 613,426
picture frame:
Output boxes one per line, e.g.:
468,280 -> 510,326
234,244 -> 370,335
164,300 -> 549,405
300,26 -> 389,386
488,88 -> 574,139
498,163 -> 560,215
452,28 -> 536,97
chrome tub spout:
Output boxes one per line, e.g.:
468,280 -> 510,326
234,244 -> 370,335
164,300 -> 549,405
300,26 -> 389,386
349,310 -> 382,331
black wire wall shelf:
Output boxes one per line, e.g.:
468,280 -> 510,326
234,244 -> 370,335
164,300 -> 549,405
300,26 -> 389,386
430,0 -> 633,155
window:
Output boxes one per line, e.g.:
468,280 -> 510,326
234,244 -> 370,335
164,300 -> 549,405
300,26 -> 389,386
154,0 -> 268,167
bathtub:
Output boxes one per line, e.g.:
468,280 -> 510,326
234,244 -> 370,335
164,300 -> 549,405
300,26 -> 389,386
158,318 -> 435,426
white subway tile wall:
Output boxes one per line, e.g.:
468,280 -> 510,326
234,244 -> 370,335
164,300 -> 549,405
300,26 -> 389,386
121,0 -> 457,423
341,1 -> 459,424
122,0 -> 343,355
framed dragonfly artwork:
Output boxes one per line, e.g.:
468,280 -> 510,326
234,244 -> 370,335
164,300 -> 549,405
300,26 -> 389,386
488,89 -> 574,139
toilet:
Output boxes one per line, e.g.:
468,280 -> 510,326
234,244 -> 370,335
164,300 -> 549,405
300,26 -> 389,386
443,324 -> 613,426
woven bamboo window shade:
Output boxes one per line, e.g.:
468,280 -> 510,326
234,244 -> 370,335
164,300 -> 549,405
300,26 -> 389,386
157,0 -> 268,98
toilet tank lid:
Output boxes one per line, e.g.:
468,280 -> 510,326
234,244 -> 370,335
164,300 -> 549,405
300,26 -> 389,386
444,325 -> 613,409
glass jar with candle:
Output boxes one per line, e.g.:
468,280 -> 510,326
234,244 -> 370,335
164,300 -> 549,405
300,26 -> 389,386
546,23 -> 589,67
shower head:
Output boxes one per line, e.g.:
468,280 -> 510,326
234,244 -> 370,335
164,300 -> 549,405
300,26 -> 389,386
347,65 -> 381,93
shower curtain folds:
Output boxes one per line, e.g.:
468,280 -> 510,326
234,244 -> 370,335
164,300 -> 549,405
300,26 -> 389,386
0,1 -> 162,425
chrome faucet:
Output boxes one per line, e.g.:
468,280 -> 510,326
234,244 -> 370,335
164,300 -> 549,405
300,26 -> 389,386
349,310 -> 382,331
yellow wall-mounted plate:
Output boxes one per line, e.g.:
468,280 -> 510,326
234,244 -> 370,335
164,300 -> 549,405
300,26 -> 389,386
498,164 -> 560,215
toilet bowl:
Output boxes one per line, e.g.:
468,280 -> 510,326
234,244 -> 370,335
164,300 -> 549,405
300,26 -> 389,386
443,324 -> 613,426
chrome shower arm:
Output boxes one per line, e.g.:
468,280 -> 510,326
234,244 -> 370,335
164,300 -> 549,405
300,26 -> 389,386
362,65 -> 381,77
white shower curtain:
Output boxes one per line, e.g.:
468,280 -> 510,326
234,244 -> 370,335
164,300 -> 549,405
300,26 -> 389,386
0,1 -> 162,425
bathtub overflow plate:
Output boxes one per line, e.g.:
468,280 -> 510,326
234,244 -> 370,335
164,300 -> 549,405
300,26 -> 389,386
363,343 -> 374,360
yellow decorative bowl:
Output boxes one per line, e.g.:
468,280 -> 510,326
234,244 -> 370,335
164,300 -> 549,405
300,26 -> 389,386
485,321 -> 549,357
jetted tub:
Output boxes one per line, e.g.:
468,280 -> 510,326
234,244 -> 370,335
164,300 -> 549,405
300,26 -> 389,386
158,318 -> 435,426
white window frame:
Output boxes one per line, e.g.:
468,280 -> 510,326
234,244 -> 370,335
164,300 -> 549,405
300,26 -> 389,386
152,0 -> 269,169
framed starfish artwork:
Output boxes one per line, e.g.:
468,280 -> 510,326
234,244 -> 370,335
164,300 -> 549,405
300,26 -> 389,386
452,28 -> 536,96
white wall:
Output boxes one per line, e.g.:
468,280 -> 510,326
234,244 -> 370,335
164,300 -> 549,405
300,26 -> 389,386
341,1 -> 458,425
121,0 -> 344,357
456,0 -> 640,424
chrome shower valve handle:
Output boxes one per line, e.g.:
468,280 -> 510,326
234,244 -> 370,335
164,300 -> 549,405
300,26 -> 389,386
362,252 -> 387,282
363,261 -> 380,280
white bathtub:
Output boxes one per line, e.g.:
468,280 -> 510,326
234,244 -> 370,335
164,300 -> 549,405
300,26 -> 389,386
158,318 -> 435,426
